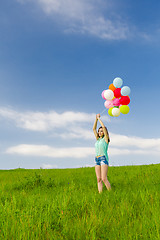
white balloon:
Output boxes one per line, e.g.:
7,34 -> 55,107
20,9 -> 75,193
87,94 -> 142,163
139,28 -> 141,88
103,89 -> 114,100
112,108 -> 120,117
113,77 -> 123,88
121,86 -> 131,96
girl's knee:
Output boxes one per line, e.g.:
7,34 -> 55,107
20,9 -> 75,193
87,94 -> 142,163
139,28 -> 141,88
102,177 -> 108,183
97,177 -> 102,183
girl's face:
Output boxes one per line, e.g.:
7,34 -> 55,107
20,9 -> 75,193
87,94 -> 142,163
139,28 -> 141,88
98,128 -> 104,137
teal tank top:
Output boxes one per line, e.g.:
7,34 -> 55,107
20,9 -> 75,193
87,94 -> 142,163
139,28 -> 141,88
95,137 -> 109,160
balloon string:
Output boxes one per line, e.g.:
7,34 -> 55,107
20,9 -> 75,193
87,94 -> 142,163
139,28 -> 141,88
100,108 -> 107,115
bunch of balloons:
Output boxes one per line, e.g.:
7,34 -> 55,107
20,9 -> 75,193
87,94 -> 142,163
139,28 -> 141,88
101,77 -> 131,117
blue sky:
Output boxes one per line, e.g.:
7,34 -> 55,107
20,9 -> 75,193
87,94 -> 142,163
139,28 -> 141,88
0,0 -> 160,169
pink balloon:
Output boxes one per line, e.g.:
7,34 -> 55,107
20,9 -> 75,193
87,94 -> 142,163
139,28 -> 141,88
101,90 -> 107,100
113,98 -> 120,106
104,100 -> 114,109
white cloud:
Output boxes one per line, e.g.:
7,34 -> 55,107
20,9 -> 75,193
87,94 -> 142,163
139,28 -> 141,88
109,147 -> 160,157
1,107 -> 160,158
0,107 -> 109,138
110,133 -> 160,152
17,0 -> 129,40
41,163 -> 58,168
6,144 -> 160,158
56,126 -> 94,140
6,144 -> 95,158
0,107 -> 95,131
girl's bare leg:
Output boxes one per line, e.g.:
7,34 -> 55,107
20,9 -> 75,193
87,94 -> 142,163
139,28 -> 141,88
95,165 -> 103,193
101,164 -> 111,191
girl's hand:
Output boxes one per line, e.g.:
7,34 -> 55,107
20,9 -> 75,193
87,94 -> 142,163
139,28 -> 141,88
96,114 -> 100,119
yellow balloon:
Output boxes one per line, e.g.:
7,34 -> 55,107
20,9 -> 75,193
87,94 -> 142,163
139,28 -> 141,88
108,107 -> 114,116
120,105 -> 130,114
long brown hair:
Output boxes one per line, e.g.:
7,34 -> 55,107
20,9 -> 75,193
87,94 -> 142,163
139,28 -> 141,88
98,126 -> 110,143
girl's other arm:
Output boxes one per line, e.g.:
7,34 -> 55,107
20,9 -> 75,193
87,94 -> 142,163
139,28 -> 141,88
98,117 -> 109,144
93,115 -> 99,140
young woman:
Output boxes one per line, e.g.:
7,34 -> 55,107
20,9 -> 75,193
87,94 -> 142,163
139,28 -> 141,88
93,114 -> 111,193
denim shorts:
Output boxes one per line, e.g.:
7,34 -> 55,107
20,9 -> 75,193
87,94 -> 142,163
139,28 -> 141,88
95,155 -> 109,166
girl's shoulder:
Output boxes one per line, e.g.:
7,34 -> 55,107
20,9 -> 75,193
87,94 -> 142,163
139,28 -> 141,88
102,137 -> 109,145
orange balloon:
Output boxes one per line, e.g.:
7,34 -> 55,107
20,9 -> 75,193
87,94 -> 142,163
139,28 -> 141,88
109,83 -> 116,91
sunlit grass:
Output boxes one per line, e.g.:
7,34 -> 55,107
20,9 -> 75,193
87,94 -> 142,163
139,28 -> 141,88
0,164 -> 160,239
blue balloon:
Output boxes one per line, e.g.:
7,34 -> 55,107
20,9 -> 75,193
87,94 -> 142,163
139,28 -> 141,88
113,77 -> 123,88
121,86 -> 131,96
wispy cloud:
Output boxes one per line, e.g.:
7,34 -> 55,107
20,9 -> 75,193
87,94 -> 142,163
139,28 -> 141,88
1,106 -> 160,158
0,107 -> 109,139
17,0 -> 129,40
110,133 -> 160,152
6,145 -> 160,158
6,144 -> 95,158
109,147 -> 160,157
41,163 -> 58,169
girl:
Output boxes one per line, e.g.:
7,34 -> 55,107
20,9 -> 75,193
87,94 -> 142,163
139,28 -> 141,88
93,114 -> 111,193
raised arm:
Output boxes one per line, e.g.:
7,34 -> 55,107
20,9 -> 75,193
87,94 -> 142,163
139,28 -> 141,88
97,115 -> 109,144
93,115 -> 99,140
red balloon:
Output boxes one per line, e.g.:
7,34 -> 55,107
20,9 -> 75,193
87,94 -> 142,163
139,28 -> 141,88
114,88 -> 121,98
120,96 -> 130,105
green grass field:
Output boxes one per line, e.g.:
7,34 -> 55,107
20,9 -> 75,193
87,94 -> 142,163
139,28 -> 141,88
0,164 -> 160,239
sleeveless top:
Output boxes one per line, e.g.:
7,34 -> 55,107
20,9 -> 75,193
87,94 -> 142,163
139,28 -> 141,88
95,137 -> 109,160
